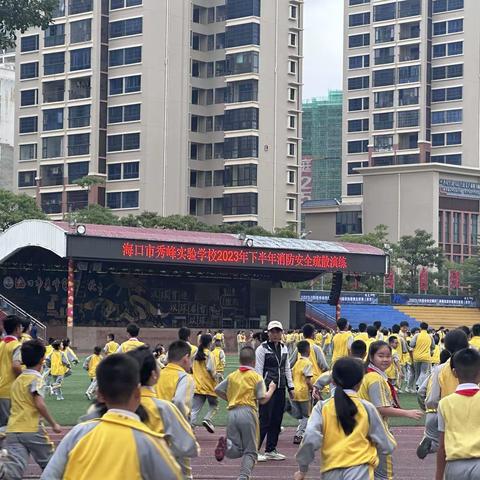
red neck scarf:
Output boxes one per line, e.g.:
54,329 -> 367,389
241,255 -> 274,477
367,366 -> 401,409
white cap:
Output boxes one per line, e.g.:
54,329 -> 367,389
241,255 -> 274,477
267,320 -> 284,331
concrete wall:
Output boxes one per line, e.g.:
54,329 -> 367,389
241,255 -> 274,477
304,211 -> 338,241
269,288 -> 301,330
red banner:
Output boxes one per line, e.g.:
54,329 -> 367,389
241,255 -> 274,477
449,270 -> 461,290
419,268 -> 429,293
301,156 -> 313,203
385,270 -> 395,290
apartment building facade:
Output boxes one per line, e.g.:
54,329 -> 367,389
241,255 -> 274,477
14,0 -> 303,232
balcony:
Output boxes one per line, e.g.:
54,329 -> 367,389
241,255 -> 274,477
43,81 -> 65,103
40,165 -> 63,187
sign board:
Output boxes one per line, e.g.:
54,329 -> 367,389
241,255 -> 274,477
66,236 -> 387,275
439,179 -> 480,200
392,294 -> 477,307
301,156 -> 313,203
301,291 -> 379,305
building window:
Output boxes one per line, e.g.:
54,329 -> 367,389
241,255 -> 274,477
20,89 -> 38,107
226,51 -> 259,75
225,23 -> 260,48
52,0 -> 65,18
397,109 -> 419,128
373,112 -> 394,130
18,171 -> 37,188
42,136 -> 63,159
287,142 -> 296,156
44,52 -> 65,75
107,133 -> 140,152
349,12 -> 370,27
348,118 -> 369,132
398,0 -> 421,18
433,41 -> 463,58
431,109 -> 462,124
349,54 -> 370,69
44,24 -> 65,47
432,64 -> 463,80
375,25 -> 394,44
109,75 -> 141,95
70,48 -> 91,71
41,192 -> 62,214
347,183 -> 363,196
43,108 -> 64,131
68,133 -> 90,156
347,140 -> 369,154
431,86 -> 463,103
432,131 -> 462,146
398,65 -> 420,83
288,60 -> 297,75
226,0 -> 260,19
20,143 -> 37,161
347,161 -> 369,175
349,0 -> 369,4
20,35 -> 39,53
348,76 -> 369,90
374,47 -> 394,66
286,198 -> 296,212
223,193 -> 258,215
224,136 -> 258,159
287,170 -> 296,184
71,19 -> 92,43
107,191 -> 139,209
224,108 -> 259,131
373,68 -> 395,87
374,90 -> 394,109
288,87 -> 297,102
430,154 -> 461,165
374,135 -> 394,152
373,3 -> 396,22
433,18 -> 463,35
399,87 -> 419,106
20,62 -> 39,80
19,116 -> 38,134
288,33 -> 297,48
289,4 -> 298,19
433,0 -> 464,13
70,77 -> 91,99
107,164 -> 122,181
110,18 -> 143,38
109,47 -> 142,67
288,114 -> 296,129
336,211 -> 362,235
68,161 -> 89,184
224,164 -> 257,187
111,0 -> 142,9
69,0 -> 93,15
348,33 -> 370,48
348,97 -> 369,111
108,104 -> 141,123
69,104 -> 91,128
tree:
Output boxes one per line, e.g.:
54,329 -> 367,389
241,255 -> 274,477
73,175 -> 105,190
0,0 -> 57,49
67,204 -> 119,226
395,229 -> 444,293
341,224 -> 390,250
0,189 -> 46,231
462,254 -> 480,299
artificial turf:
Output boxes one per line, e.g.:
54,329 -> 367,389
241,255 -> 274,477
45,355 -> 425,428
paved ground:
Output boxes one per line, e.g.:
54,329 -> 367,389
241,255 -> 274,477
24,426 -> 435,479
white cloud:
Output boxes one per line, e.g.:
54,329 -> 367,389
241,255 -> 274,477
303,0 -> 344,100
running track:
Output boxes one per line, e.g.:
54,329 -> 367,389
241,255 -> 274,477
24,427 -> 435,479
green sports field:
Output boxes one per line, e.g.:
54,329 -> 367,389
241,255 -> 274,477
45,355 -> 425,428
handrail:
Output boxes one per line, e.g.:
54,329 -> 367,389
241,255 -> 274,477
0,294 -> 47,341
305,303 -> 336,330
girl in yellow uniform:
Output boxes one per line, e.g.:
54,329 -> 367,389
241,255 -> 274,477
295,357 -> 397,480
359,341 -> 423,479
191,333 -> 218,434
45,340 -> 71,401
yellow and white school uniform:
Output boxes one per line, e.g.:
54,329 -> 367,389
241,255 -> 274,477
469,336 -> 480,350
104,340 -> 120,355
212,346 -> 226,383
331,331 -> 354,365
117,337 -> 145,353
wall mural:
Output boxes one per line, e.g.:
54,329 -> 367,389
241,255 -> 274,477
0,270 -> 248,328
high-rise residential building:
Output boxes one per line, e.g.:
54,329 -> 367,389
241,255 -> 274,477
303,0 -> 480,262
302,91 -> 342,201
14,0 -> 303,231
0,63 -> 15,191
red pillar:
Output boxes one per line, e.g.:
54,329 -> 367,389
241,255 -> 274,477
66,259 -> 75,343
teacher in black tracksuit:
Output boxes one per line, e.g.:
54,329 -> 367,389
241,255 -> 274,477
255,320 -> 294,462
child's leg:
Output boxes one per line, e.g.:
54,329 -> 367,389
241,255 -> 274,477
19,428 -> 54,470
3,433 -> 30,480
204,395 -> 219,423
191,394 -> 206,426
323,464 -> 372,480
0,400 -> 11,428
86,378 -> 97,398
445,459 -> 480,480
375,453 -> 394,480
225,410 -> 243,460
423,412 -> 439,452
295,402 -> 310,439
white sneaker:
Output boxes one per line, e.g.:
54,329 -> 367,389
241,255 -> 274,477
257,454 -> 267,462
265,450 -> 286,461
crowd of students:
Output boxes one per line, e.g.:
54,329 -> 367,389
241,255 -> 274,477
0,314 -> 478,479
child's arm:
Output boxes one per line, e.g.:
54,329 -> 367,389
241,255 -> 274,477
259,381 -> 276,405
82,356 -> 90,371
12,347 -> 22,377
295,402 -> 324,479
435,433 -> 447,480
377,406 -> 423,420
220,350 -> 226,369
206,353 -> 216,379
214,377 -> 228,402
33,393 -> 61,433
303,363 -> 314,391
172,375 -> 194,420
314,345 -> 329,372
363,401 -> 397,455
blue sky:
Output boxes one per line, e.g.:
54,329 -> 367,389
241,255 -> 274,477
303,0 -> 343,100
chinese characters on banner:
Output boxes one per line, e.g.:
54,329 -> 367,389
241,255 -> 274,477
449,270 -> 461,290
419,267 -> 429,293
301,156 -> 313,203
385,270 -> 395,290
120,241 -> 349,271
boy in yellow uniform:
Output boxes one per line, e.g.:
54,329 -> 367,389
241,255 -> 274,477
61,338 -> 78,366
157,341 -> 195,420
411,322 -> 435,389
103,333 -> 119,356
212,338 -> 226,383
178,327 -> 198,358
41,354 -> 182,480
214,346 -> 276,480
1,340 -> 61,479
356,323 -> 368,343
127,347 -> 199,480
0,316 -> 23,427
386,336 -> 401,387
436,348 -> 480,480
291,340 -> 313,445
431,334 -> 441,366
117,323 -> 145,353
83,346 -> 103,401
45,340 -> 70,401
469,324 -> 480,350
323,330 -> 333,356
331,318 -> 354,365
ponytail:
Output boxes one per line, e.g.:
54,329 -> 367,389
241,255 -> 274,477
334,385 -> 358,436
195,333 -> 212,362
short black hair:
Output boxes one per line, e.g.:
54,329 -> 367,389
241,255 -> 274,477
350,339 -> 366,358
400,321 -> 409,328
96,354 -> 139,404
214,338 -> 222,346
420,322 -> 429,330
367,325 -> 377,338
337,318 -> 348,331
391,324 -> 400,334
21,320 -> 30,334
358,323 -> 367,332
388,335 -> 398,344
107,333 -> 115,341
3,315 -> 23,335
444,329 -> 469,354
473,324 -> 480,337
126,323 -> 140,338
94,346 -> 102,355
302,323 -> 315,339
168,340 -> 191,362
21,339 -> 46,368
63,338 -> 70,347
239,346 -> 255,365
127,346 -> 157,386
451,348 -> 480,383
440,349 -> 451,364
52,340 -> 61,350
178,327 -> 191,342
373,321 -> 382,330
460,326 -> 471,337
297,340 -> 311,356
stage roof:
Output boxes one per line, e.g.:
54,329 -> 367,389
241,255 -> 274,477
0,220 -> 387,278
